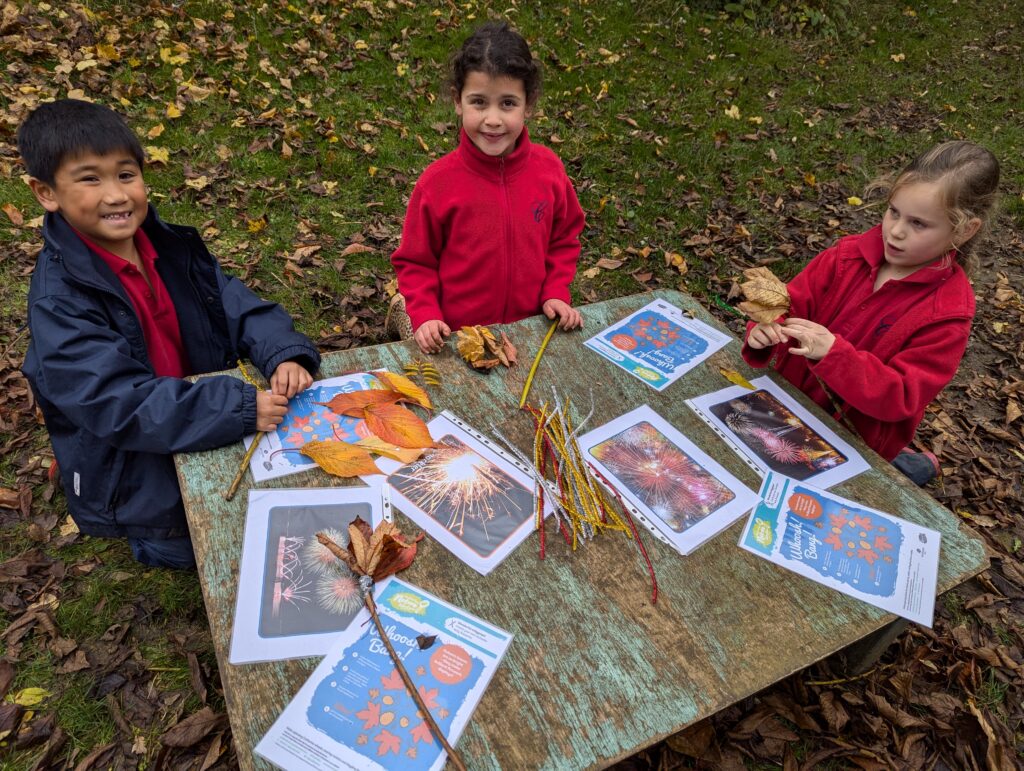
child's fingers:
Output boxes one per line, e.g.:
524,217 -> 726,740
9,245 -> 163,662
439,322 -> 451,338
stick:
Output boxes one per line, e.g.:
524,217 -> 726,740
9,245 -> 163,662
519,321 -> 557,408
364,590 -> 467,771
223,433 -> 263,501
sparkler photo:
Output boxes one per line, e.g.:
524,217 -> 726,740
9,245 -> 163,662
260,503 -> 371,638
388,435 -> 534,558
590,421 -> 736,532
709,390 -> 848,480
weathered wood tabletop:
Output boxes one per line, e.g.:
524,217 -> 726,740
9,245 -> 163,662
174,289 -> 987,771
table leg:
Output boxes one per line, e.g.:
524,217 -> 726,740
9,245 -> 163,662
840,618 -> 910,675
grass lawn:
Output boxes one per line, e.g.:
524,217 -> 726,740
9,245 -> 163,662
0,0 -> 1020,767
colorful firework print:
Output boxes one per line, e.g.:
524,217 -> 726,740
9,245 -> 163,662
709,389 -> 848,480
584,299 -> 730,391
305,616 -> 484,770
589,421 -> 736,533
387,435 -> 534,558
260,502 -> 371,638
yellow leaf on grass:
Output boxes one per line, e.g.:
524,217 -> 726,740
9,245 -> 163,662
300,440 -> 381,477
95,43 -> 119,61
724,105 -> 740,120
719,367 -> 756,390
166,102 -> 182,119
374,371 -> 432,409
354,436 -> 424,464
147,123 -> 165,139
184,175 -> 210,190
364,403 -> 434,449
146,146 -> 169,164
11,687 -> 49,707
847,196 -> 863,206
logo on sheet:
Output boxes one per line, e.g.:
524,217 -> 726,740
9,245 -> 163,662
389,592 -> 429,616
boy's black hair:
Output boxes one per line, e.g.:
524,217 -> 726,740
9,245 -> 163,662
16,99 -> 145,185
448,21 -> 541,106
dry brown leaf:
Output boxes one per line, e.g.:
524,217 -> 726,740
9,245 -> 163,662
299,440 -> 381,477
317,517 -> 422,581
457,325 -> 515,370
595,257 -> 624,270
738,266 -> 790,323
363,403 -> 434,449
317,390 -> 402,417
500,332 -> 518,366
374,370 -> 432,409
2,203 -> 23,226
340,242 -> 374,256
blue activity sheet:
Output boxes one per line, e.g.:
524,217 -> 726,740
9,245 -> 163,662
245,372 -> 384,482
584,299 -> 731,391
256,578 -> 512,771
739,472 -> 941,626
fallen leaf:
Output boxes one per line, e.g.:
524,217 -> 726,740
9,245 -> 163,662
146,146 -> 170,165
737,266 -> 790,323
847,196 -> 863,206
374,371 -> 432,409
147,123 -> 165,139
11,687 -> 49,707
363,403 -> 434,449
719,368 -> 756,390
340,242 -> 374,256
2,203 -> 23,226
166,102 -> 182,119
300,440 -> 381,477
595,257 -> 624,270
318,389 -> 402,417
160,707 -> 227,748
353,437 -> 424,464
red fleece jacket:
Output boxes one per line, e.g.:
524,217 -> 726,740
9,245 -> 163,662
391,127 -> 585,330
741,225 -> 975,461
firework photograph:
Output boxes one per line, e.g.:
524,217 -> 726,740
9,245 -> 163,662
388,434 -> 534,559
259,502 -> 371,638
579,406 -> 760,556
708,390 -> 848,480
590,422 -> 736,533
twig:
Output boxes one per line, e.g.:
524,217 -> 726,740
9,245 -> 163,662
519,321 -> 557,408
363,588 -> 467,771
224,434 -> 263,501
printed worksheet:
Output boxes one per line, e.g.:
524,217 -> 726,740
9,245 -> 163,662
739,472 -> 941,626
244,372 -> 385,482
584,299 -> 731,391
368,411 -> 550,576
687,375 -> 870,488
578,405 -> 759,555
255,577 -> 512,771
230,487 -> 391,664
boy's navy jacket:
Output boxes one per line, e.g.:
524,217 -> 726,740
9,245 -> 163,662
23,208 -> 320,539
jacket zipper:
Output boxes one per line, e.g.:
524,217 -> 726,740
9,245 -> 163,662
499,156 -> 512,323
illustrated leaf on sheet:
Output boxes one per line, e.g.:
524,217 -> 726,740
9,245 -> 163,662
299,440 -> 381,477
737,266 -> 791,323
363,403 -> 434,449
375,370 -> 432,409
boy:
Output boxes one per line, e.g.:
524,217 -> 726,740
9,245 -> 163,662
18,99 -> 320,569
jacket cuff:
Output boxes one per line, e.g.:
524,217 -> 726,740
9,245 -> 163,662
240,383 -> 258,433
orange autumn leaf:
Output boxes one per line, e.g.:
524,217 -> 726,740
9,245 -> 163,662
318,390 -> 402,417
317,517 -> 422,580
354,436 -> 424,464
299,440 -> 381,477
374,371 -> 432,409
364,403 -> 433,449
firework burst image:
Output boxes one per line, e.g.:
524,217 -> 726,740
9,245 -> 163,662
590,422 -> 736,532
711,390 -> 848,480
388,435 -> 534,558
259,503 -> 373,638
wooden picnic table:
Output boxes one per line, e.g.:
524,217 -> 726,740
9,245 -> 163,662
174,288 -> 987,770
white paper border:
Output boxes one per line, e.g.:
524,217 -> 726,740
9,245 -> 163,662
229,486 -> 392,665
577,405 -> 759,555
685,375 -> 870,489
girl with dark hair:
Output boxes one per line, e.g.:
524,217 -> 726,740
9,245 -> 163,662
390,22 -> 585,354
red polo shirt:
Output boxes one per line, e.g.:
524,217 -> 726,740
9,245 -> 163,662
76,229 -> 189,378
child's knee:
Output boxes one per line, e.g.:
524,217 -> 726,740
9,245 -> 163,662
128,536 -> 196,570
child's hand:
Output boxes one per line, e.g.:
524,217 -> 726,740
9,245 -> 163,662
782,318 -> 836,360
414,320 -> 451,354
542,299 -> 582,330
747,322 -> 788,350
270,361 -> 313,399
256,391 -> 289,432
